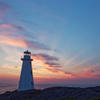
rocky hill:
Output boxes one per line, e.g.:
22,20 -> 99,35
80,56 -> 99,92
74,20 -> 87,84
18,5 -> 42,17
0,86 -> 100,100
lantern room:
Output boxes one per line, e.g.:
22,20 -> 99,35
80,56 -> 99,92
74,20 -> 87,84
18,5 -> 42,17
21,50 -> 32,60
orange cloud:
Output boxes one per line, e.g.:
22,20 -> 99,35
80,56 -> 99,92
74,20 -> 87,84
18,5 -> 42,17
5,56 -> 20,63
0,35 -> 27,47
1,64 -> 20,69
31,53 -> 76,78
0,72 -> 19,82
12,66 -> 21,69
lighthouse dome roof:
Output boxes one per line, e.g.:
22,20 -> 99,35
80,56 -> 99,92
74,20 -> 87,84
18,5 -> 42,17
24,50 -> 31,54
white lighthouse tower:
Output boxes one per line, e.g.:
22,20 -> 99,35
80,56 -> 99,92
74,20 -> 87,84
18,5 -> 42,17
18,50 -> 34,91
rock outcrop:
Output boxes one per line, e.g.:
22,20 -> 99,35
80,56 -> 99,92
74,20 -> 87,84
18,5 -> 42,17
0,86 -> 100,100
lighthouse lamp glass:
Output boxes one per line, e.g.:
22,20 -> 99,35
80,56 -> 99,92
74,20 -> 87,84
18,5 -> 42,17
26,54 -> 29,56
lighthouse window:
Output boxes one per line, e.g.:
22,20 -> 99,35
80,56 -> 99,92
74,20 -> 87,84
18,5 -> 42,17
31,82 -> 33,86
30,71 -> 32,75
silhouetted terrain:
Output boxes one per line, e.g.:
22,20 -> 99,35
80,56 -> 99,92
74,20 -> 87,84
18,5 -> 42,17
0,86 -> 100,100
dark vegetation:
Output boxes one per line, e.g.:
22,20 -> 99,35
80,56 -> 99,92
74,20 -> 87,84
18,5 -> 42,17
0,86 -> 100,100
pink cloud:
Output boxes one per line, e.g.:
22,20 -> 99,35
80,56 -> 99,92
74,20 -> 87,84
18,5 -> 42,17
0,2 -> 11,19
82,68 -> 94,75
0,2 -> 11,12
0,24 -> 49,50
45,62 -> 62,68
0,34 -> 50,50
32,53 -> 59,61
32,53 -> 62,68
46,67 -> 76,77
0,24 -> 23,31
25,40 -> 50,50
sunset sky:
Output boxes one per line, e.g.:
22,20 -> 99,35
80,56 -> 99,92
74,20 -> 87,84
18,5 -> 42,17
0,0 -> 100,84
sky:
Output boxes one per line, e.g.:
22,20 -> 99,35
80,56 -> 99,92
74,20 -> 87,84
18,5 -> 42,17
0,0 -> 100,84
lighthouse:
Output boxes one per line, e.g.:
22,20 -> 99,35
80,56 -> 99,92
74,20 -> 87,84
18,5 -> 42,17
18,50 -> 34,91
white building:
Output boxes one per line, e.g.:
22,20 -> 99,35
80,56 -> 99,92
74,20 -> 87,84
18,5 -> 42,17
18,50 -> 34,91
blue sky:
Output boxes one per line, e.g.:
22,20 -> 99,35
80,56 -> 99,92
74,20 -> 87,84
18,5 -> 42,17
0,0 -> 100,84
